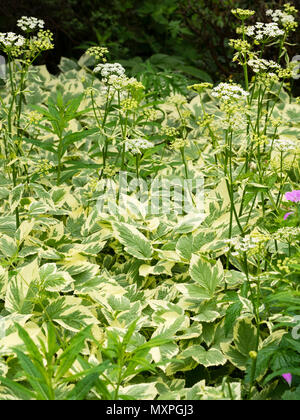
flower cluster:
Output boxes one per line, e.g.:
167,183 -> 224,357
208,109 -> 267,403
103,76 -> 126,92
29,30 -> 54,54
216,100 -> 248,130
231,9 -> 255,20
229,39 -> 252,54
285,190 -> 300,203
245,22 -> 284,41
36,159 -> 54,176
224,235 -> 258,255
255,71 -> 280,88
277,66 -> 294,79
224,232 -> 271,256
211,83 -> 249,102
93,63 -> 125,83
102,75 -> 143,94
252,134 -> 268,147
271,138 -> 297,152
229,39 -> 253,65
197,113 -> 215,128
161,126 -> 180,137
120,98 -> 138,111
124,78 -> 144,91
273,227 -> 300,241
143,108 -> 160,121
283,3 -> 298,15
125,138 -> 153,155
248,58 -> 280,73
266,9 -> 298,31
0,18 -> 54,59
277,256 -> 299,274
122,78 -> 145,101
269,117 -> 283,128
86,46 -> 109,62
103,165 -> 118,177
170,138 -> 188,151
25,111 -> 43,125
17,16 -> 45,32
282,191 -> 300,221
0,32 -> 25,56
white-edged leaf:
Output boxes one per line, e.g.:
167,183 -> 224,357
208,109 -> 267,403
112,222 -> 153,260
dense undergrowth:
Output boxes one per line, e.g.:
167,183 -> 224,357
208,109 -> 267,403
0,6 -> 299,400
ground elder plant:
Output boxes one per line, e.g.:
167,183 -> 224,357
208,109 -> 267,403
0,5 -> 299,400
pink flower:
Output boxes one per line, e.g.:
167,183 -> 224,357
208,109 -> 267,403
282,373 -> 292,387
284,212 -> 294,220
285,190 -> 300,203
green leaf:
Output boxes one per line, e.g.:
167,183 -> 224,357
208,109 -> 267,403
220,343 -> 248,371
46,322 -> 59,362
23,137 -> 56,153
224,302 -> 243,337
174,215 -> 205,234
64,94 -> 84,117
189,255 -> 223,298
9,184 -> 24,214
65,373 -> 98,400
5,259 -> 39,314
282,386 -> 300,401
45,297 -> 96,332
119,382 -> 158,400
40,263 -> 73,292
233,318 -> 257,357
175,232 -> 214,260
14,323 -> 44,366
182,345 -> 226,367
14,349 -> 50,400
58,57 -> 80,73
264,368 -> 300,386
246,183 -> 269,193
192,309 -> 220,323
0,375 -> 35,400
55,325 -> 92,381
152,315 -> 186,339
112,222 -> 153,260
61,128 -> 99,156
176,283 -> 213,300
0,235 -> 18,258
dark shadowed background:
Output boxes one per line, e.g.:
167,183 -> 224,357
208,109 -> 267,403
0,0 -> 299,89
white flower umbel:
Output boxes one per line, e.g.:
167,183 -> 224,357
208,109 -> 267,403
17,16 -> 45,32
94,63 -> 126,84
248,58 -> 280,73
0,32 -> 25,48
125,138 -> 153,155
266,9 -> 296,26
245,22 -> 284,40
224,234 -> 261,256
211,83 -> 249,102
272,138 -> 297,152
273,227 -> 300,241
